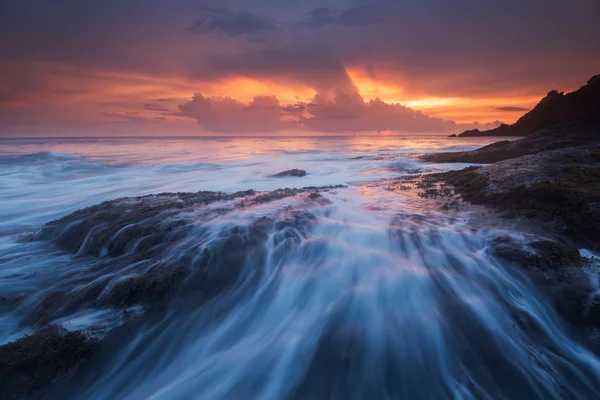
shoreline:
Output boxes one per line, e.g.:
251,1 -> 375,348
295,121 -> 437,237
1,134 -> 600,398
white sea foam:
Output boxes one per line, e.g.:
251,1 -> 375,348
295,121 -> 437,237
1,136 -> 598,399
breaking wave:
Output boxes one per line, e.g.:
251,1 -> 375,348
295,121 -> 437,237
1,136 -> 599,399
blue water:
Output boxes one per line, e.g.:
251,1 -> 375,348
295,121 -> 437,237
1,136 -> 599,399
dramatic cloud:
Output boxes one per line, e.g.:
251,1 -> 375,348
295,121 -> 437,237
187,6 -> 278,38
178,89 -> 500,133
302,90 -> 459,132
303,6 -> 381,28
102,111 -> 151,123
282,104 -> 306,113
144,103 -> 170,112
195,44 -> 358,96
178,93 -> 283,132
1,0 -> 599,135
490,106 -> 531,112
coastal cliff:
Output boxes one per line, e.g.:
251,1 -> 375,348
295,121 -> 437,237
456,74 -> 600,137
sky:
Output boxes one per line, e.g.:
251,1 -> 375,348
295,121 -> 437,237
1,0 -> 599,137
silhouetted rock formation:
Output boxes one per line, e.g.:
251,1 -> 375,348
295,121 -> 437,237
423,114 -> 600,163
430,145 -> 600,249
22,186 -> 342,327
0,325 -> 98,400
272,169 -> 307,177
456,74 -> 600,137
490,236 -> 585,271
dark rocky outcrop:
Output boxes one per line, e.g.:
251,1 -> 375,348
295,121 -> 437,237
457,128 -> 482,137
21,186 -> 342,327
36,190 -> 256,256
35,186 -> 342,258
490,236 -> 585,270
455,74 -> 600,137
430,146 -> 600,249
271,169 -> 307,177
488,236 -> 600,334
423,113 -> 600,164
0,325 -> 98,400
448,134 -> 457,138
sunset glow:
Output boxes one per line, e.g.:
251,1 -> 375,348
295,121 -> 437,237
2,2 -> 600,398
1,1 -> 599,136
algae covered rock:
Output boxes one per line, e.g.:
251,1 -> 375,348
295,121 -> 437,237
272,169 -> 307,177
0,325 -> 98,400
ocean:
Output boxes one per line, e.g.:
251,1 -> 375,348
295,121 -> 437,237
1,136 -> 600,399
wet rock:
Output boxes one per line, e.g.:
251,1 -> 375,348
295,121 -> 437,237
441,200 -> 460,211
36,190 -> 255,256
0,295 -> 26,312
451,74 -> 600,137
456,129 -> 481,137
430,146 -> 600,249
21,187 -> 335,327
271,169 -> 307,177
528,241 -> 585,269
35,186 -> 342,257
423,113 -> 600,164
490,236 -> 584,270
0,325 -> 98,400
489,236 -> 599,334
104,267 -> 188,308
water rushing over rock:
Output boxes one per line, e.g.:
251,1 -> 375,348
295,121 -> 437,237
1,137 -> 600,399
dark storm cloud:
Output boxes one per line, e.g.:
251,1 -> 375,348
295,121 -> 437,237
303,6 -> 381,28
177,90 -> 499,133
178,94 -> 284,132
144,103 -> 170,112
301,92 -> 459,132
102,111 -> 151,123
282,104 -> 306,113
187,0 -> 600,98
195,43 -> 357,94
187,6 -> 278,38
2,0 -> 600,134
490,106 -> 530,112
2,0 -> 599,97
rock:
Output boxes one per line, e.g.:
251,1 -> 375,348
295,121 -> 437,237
422,113 -> 600,164
448,134 -> 457,138
454,74 -> 600,137
490,236 -> 584,270
489,236 -> 600,337
0,325 -> 98,400
23,186 -> 344,326
271,169 -> 307,177
455,129 -> 480,137
430,146 -> 600,249
105,268 -> 188,308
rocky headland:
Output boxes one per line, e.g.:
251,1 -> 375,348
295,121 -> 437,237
454,74 -> 600,137
421,74 -> 600,250
416,74 -> 600,352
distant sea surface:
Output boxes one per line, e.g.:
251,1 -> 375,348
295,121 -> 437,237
3,135 -> 600,399
0,135 -> 499,234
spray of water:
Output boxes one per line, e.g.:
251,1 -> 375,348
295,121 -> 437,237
1,138 -> 599,399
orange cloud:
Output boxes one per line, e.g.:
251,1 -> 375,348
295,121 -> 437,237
0,59 -> 569,134
199,75 -> 316,105
345,65 -> 541,124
